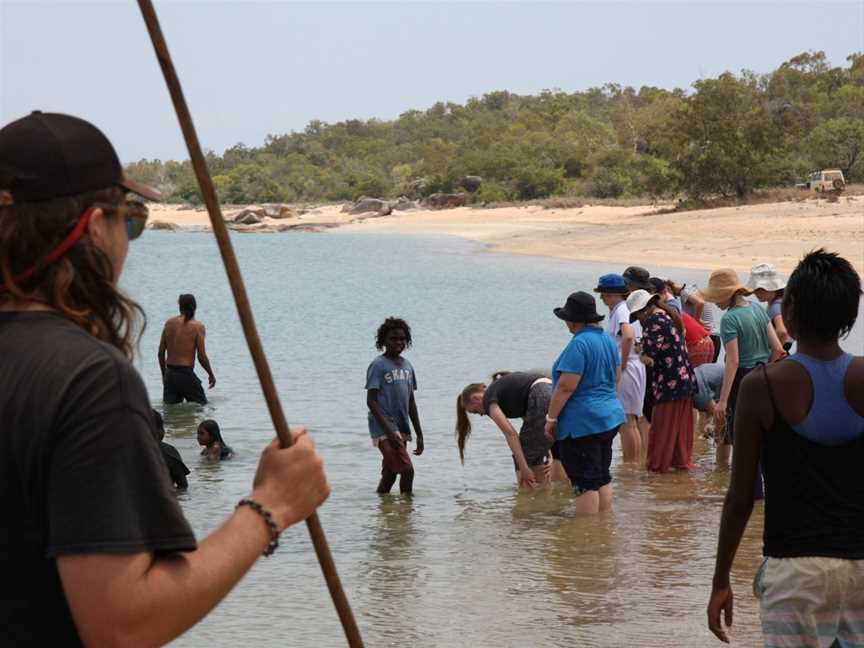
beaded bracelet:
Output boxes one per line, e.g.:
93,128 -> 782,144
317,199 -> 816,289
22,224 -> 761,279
236,498 -> 280,556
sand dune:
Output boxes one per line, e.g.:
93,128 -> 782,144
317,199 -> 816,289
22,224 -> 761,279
148,195 -> 864,273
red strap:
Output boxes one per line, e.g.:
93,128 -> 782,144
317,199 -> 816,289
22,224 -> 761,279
0,207 -> 95,293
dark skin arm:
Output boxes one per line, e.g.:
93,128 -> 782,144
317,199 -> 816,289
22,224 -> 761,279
408,392 -> 424,455
195,324 -> 216,389
367,389 -> 402,444
707,369 -> 768,643
158,328 -> 167,379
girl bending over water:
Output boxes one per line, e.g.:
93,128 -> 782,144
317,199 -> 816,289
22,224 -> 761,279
197,419 -> 233,460
457,371 -> 566,488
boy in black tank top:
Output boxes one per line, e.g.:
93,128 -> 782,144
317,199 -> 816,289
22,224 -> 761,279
708,250 -> 864,646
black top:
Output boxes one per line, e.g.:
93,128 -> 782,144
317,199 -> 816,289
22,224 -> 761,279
761,366 -> 864,559
160,441 -> 191,489
482,372 -> 546,419
0,312 -> 197,646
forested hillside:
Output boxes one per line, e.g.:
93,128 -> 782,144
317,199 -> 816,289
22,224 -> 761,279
127,51 -> 864,204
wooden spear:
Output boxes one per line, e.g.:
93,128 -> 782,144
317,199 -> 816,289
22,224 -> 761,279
135,2 -> 364,646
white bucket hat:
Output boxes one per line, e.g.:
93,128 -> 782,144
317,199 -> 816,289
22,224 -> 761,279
746,263 -> 786,292
626,289 -> 658,322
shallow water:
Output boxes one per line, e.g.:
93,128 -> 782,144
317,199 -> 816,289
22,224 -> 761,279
124,231 -> 862,647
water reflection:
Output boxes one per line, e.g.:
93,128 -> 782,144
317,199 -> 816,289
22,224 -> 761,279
361,497 -> 421,647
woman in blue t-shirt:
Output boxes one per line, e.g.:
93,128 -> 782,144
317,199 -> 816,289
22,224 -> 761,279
543,292 -> 625,514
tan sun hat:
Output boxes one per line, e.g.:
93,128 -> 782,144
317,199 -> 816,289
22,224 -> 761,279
699,268 -> 751,304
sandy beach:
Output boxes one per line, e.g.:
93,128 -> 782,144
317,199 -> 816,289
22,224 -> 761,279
148,195 -> 864,273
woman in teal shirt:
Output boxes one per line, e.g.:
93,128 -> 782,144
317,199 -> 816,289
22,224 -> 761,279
544,292 -> 625,514
701,269 -> 783,466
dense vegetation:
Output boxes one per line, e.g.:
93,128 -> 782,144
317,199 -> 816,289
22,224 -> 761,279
127,51 -> 864,204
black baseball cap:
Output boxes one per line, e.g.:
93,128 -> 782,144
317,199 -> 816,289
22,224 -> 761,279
0,111 -> 161,204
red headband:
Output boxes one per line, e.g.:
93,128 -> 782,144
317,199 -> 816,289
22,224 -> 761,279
0,207 -> 96,294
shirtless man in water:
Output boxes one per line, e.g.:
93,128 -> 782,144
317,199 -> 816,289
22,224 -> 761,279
158,293 -> 216,404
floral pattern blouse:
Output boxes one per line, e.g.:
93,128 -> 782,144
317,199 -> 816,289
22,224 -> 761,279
641,311 -> 697,404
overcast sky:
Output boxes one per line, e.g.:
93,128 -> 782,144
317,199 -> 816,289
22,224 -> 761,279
1,1 -> 862,162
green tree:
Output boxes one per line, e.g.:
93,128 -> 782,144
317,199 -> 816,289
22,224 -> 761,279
809,118 -> 864,178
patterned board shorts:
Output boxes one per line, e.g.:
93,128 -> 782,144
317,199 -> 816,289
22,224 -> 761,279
754,556 -> 864,647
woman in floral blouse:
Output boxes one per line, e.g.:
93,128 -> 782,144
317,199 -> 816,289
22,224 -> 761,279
627,289 -> 697,472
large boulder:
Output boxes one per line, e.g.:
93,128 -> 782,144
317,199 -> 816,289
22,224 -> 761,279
262,203 -> 294,219
236,211 -> 263,225
460,175 -> 483,193
349,197 -> 392,216
422,192 -> 467,209
392,196 -> 417,211
233,206 -> 266,224
147,220 -> 177,231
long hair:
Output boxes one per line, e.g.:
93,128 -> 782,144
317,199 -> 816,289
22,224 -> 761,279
199,419 -> 233,459
455,383 -> 486,464
0,186 -> 145,358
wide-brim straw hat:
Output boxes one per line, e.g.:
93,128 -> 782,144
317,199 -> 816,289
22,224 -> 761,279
699,268 -> 752,303
745,263 -> 786,292
626,289 -> 659,322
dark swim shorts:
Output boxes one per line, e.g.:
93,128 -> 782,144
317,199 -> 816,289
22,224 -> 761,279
377,437 -> 413,475
557,428 -> 619,496
163,365 -> 207,405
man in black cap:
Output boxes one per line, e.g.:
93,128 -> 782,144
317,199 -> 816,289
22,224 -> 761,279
622,265 -> 652,293
0,111 -> 330,646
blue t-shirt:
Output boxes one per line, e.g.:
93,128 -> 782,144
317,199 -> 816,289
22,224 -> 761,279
365,355 -> 417,439
552,327 -> 625,440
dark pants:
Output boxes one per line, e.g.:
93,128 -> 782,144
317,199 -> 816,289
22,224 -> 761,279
163,365 -> 207,404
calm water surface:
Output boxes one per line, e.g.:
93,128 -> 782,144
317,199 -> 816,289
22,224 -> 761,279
124,232 -> 863,648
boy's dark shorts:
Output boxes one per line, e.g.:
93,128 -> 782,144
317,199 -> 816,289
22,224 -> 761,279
377,437 -> 413,475
163,366 -> 207,405
557,428 -> 619,496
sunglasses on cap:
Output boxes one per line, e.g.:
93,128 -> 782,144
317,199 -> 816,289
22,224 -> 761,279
92,199 -> 149,240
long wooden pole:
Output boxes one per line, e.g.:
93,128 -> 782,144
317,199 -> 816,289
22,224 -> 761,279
135,2 -> 364,646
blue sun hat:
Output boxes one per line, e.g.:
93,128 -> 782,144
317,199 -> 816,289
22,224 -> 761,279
593,274 -> 629,294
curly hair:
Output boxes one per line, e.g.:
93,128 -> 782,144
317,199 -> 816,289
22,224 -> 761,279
375,317 -> 412,350
0,186 -> 145,359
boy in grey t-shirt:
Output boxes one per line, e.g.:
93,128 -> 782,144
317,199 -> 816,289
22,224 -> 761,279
366,317 -> 424,494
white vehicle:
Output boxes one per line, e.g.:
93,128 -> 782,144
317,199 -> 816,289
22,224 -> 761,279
805,169 -> 846,192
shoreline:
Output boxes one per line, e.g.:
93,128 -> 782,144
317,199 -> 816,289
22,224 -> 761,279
147,195 -> 864,274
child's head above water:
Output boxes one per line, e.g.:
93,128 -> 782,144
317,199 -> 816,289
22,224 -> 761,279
197,419 -> 222,446
375,317 -> 412,356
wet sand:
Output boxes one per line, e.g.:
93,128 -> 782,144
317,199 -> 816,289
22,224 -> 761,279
148,194 -> 864,273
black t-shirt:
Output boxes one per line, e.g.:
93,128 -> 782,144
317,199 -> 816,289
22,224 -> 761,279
0,312 -> 197,646
160,441 -> 191,489
482,372 -> 546,419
